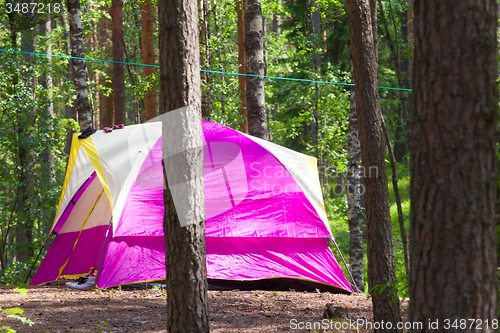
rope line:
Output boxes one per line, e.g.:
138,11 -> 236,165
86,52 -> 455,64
0,48 -> 412,92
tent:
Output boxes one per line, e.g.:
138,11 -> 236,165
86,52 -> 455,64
30,121 -> 353,293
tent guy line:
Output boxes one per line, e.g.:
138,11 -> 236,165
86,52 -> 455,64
0,48 -> 412,92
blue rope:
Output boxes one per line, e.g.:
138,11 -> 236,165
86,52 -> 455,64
0,48 -> 412,92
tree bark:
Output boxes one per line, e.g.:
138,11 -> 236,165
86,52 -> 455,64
347,86 -> 365,293
409,0 -> 498,330
67,0 -> 92,131
40,17 -> 55,235
237,0 -> 248,132
39,18 -> 54,170
396,3 -> 410,164
382,119 -> 409,278
309,0 -> 320,159
245,0 -> 268,140
346,0 -> 401,330
17,16 -> 36,261
112,0 -> 126,125
310,0 -> 322,69
99,7 -> 114,128
158,0 -> 209,331
199,0 -> 212,122
378,0 -> 408,163
141,0 -> 157,121
60,14 -> 76,156
4,10 -> 19,271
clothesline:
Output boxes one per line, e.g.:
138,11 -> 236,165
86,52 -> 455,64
0,48 -> 412,92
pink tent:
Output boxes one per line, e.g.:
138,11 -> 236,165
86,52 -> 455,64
30,121 -> 353,293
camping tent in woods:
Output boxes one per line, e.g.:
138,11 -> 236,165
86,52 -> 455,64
30,121 -> 353,293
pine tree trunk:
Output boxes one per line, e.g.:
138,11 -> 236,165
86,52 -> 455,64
310,0 -> 321,69
245,0 -> 268,140
382,119 -> 410,277
347,87 -> 365,293
158,0 -> 209,331
61,14 -> 76,156
141,0 -> 157,121
310,0 -> 320,159
39,18 -> 54,170
17,17 -> 37,261
199,0 -> 212,122
6,10 -> 19,268
39,18 -> 55,234
237,0 -> 248,132
67,0 -> 92,131
396,6 -> 410,164
213,2 -> 227,116
112,0 -> 126,125
99,7 -> 114,128
377,0 -> 408,163
409,0 -> 498,329
272,13 -> 281,35
346,0 -> 401,330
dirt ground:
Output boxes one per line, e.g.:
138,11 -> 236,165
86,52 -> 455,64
0,284 -> 380,333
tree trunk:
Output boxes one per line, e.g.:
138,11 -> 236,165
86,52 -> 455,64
17,13 -> 37,261
382,119 -> 409,278
99,6 -> 114,128
40,18 -> 55,235
141,0 -> 157,121
112,0 -> 126,125
199,0 -> 212,122
245,0 -> 268,140
237,0 -> 248,132
213,1 -> 227,116
409,0 -> 498,330
3,12 -> 18,271
347,87 -> 365,293
397,5 -> 410,164
310,0 -> 321,69
309,0 -> 320,159
60,14 -> 76,156
378,0 -> 408,163
87,5 -> 98,129
346,0 -> 401,330
158,0 -> 209,331
373,2 -> 411,273
67,0 -> 92,131
40,18 -> 54,168
272,13 -> 281,36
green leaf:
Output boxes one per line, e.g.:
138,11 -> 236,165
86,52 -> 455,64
12,288 -> 27,296
4,308 -> 23,315
0,325 -> 17,333
6,314 -> 34,326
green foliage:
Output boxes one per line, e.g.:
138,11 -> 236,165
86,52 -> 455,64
12,288 -> 27,296
326,195 -> 349,253
0,260 -> 32,286
0,0 -> 414,307
0,15 -> 67,280
96,322 -> 108,332
0,307 -> 34,333
325,195 -> 351,278
369,276 -> 406,305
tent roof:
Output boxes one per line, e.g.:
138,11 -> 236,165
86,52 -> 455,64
51,121 -> 330,237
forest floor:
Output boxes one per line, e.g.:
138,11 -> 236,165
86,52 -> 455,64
0,284 -> 396,332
